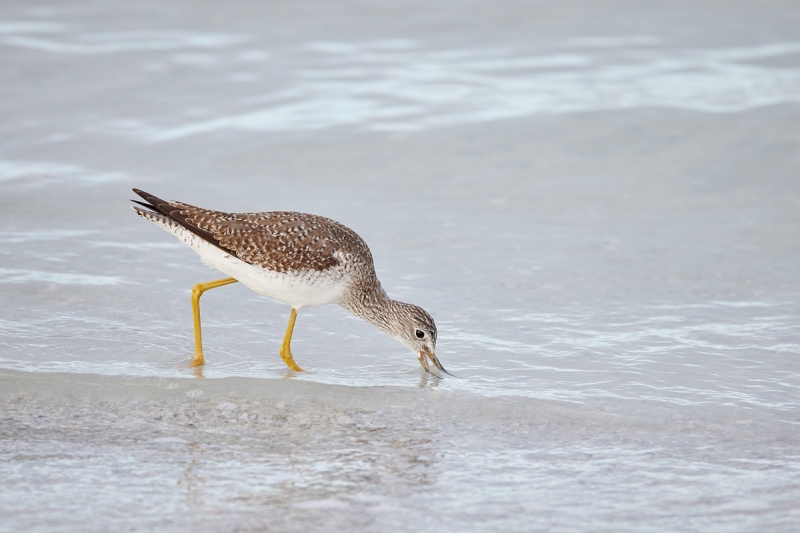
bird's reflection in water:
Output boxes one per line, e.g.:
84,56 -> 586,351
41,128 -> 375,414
282,369 -> 300,380
187,359 -> 302,380
418,372 -> 442,389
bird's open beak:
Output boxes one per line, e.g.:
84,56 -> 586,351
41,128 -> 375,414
418,350 -> 453,377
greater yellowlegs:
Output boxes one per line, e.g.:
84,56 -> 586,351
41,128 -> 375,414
131,188 -> 448,375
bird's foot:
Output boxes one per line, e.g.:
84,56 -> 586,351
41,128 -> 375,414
190,351 -> 205,367
279,346 -> 304,372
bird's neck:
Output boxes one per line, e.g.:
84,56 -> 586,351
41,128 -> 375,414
340,279 -> 398,335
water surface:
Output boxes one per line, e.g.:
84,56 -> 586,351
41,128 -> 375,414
1,0 -> 799,531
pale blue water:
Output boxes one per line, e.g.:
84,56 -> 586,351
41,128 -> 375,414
2,1 -> 799,531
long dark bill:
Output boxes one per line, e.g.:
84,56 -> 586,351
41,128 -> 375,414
421,351 -> 456,377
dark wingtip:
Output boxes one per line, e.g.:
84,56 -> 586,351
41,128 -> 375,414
130,188 -> 164,213
131,188 -> 173,213
130,199 -> 158,213
129,187 -> 232,257
132,188 -> 156,203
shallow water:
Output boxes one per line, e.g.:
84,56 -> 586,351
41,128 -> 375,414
2,0 -> 800,531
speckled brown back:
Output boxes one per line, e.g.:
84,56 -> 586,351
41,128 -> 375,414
132,189 -> 375,276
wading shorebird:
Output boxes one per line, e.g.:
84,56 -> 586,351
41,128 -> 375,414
131,189 -> 449,375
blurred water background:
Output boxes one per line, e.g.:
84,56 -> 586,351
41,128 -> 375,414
1,1 -> 799,531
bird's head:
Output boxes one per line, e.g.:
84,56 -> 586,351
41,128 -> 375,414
388,302 -> 450,376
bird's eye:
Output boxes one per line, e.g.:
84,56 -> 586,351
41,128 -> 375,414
415,329 -> 425,339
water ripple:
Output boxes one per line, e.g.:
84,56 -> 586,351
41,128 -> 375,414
0,159 -> 124,187
118,39 -> 800,140
0,24 -> 243,54
0,268 -> 122,285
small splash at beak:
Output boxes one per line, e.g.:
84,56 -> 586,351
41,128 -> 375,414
418,351 -> 454,377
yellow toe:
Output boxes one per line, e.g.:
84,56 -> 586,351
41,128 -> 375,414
280,347 -> 304,372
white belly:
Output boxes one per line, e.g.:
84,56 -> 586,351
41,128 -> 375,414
153,219 -> 349,309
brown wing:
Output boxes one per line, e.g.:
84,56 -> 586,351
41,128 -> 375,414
203,210 -> 354,272
132,188 -> 371,273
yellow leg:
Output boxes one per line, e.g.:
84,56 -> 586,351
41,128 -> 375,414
191,277 -> 238,366
279,308 -> 304,372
